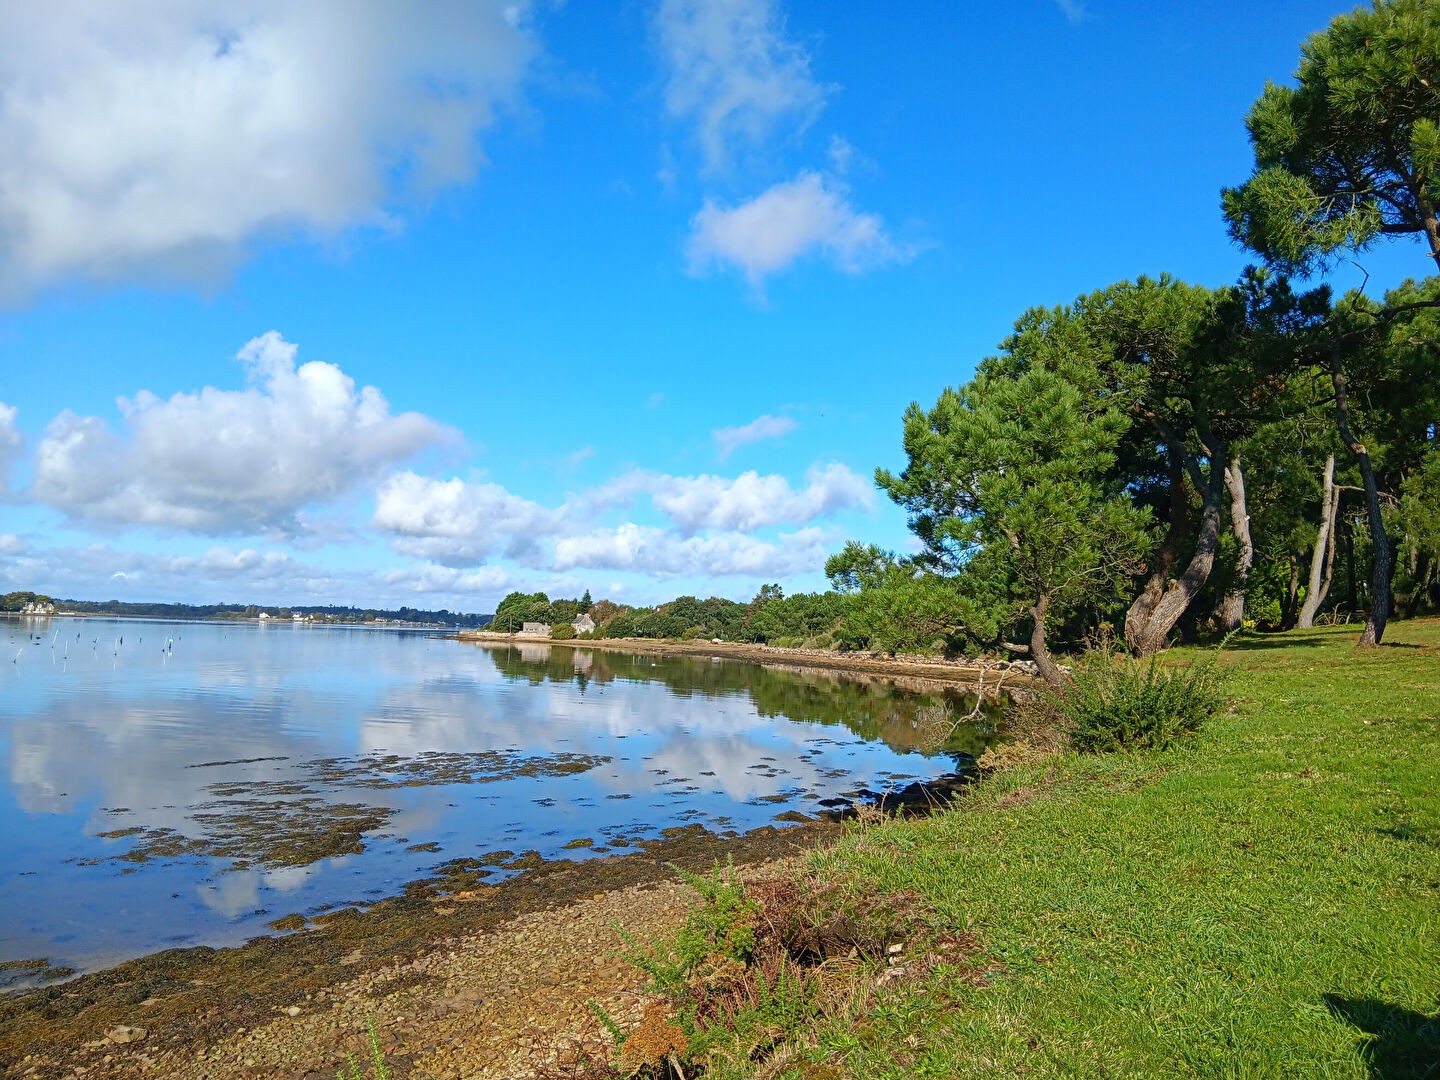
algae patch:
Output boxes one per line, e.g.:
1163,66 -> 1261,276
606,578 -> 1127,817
0,958 -> 75,993
69,749 -> 611,874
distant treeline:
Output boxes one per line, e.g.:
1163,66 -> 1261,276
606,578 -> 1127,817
12,596 -> 493,627
491,585 -> 859,649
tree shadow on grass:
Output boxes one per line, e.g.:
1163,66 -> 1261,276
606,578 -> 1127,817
1218,633 -> 1428,653
1218,632 -> 1338,652
1324,994 -> 1440,1079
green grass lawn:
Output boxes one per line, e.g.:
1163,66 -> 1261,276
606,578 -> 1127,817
809,620 -> 1440,1078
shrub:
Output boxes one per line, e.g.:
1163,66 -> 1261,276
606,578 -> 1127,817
550,623 -> 575,641
1051,646 -> 1229,753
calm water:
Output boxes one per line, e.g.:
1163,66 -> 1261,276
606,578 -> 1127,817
0,616 -> 998,986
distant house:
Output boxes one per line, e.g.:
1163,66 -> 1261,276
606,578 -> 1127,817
520,621 -> 551,637
572,614 -> 596,635
20,600 -> 56,615
258,612 -> 271,620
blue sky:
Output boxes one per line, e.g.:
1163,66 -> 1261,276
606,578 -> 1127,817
0,1 -> 1427,614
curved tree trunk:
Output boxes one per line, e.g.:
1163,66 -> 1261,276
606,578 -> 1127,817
1330,345 -> 1392,645
1125,453 -> 1188,652
1297,454 -> 1337,628
1028,594 -> 1066,688
1126,438 -> 1228,656
1214,455 -> 1253,632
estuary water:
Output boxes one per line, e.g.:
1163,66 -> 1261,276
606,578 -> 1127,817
0,616 -> 999,988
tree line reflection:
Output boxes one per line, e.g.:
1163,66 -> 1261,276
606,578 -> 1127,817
477,644 -> 1005,759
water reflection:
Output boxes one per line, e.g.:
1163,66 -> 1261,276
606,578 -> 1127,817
0,617 -> 1001,982
477,643 -> 1003,757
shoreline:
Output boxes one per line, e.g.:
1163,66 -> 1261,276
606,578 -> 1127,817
2,761 -> 989,1078
0,634 -> 1017,1077
456,630 -> 1038,688
0,821 -> 842,1079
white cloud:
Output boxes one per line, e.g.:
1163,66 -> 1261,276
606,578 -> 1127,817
0,1 -> 536,297
371,471 -> 563,567
656,0 -> 827,172
30,332 -> 456,535
562,445 -> 595,468
687,172 -> 905,290
371,461 -> 870,569
380,563 -> 513,596
0,402 -> 21,489
0,540 -> 345,600
554,524 -> 827,577
173,546 -> 307,581
648,462 -> 872,532
712,412 -> 797,458
0,533 -> 26,556
1054,0 -> 1086,25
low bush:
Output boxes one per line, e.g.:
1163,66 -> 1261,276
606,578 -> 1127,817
571,862 -> 975,1079
1050,646 -> 1229,753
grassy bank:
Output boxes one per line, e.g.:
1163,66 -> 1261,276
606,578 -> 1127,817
793,620 -> 1440,1076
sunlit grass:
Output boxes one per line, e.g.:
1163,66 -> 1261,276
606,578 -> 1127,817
807,620 -> 1440,1077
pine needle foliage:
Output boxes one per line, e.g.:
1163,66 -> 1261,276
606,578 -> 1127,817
1048,644 -> 1230,753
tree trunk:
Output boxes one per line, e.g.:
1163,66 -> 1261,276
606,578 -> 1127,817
1028,594 -> 1066,689
1344,515 -> 1358,611
1213,455 -> 1253,632
1125,454 -> 1189,652
1297,454 -> 1337,628
1126,438 -> 1228,656
1282,556 -> 1301,629
1321,486 -> 1340,607
1422,202 -> 1440,274
1403,551 -> 1431,618
1330,344 -> 1392,645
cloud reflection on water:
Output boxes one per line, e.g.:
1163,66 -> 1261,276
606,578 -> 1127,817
0,618 -> 997,974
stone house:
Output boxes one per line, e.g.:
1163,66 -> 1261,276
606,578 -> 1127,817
571,614 -> 596,635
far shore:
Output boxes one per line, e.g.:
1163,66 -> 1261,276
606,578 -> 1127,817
455,630 -> 1037,690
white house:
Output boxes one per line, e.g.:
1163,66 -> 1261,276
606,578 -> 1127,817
572,614 -> 596,635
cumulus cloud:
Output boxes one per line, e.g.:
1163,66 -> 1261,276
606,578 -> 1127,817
554,524 -> 827,577
371,460 -> 870,570
648,462 -> 872,532
688,172 -> 905,290
711,412 -> 798,458
656,0 -> 827,172
0,1 -> 536,296
0,533 -> 27,556
371,471 -> 563,567
0,540 -> 349,600
0,402 -> 21,489
380,563 -> 513,596
30,332 -> 456,535
169,545 -> 308,581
